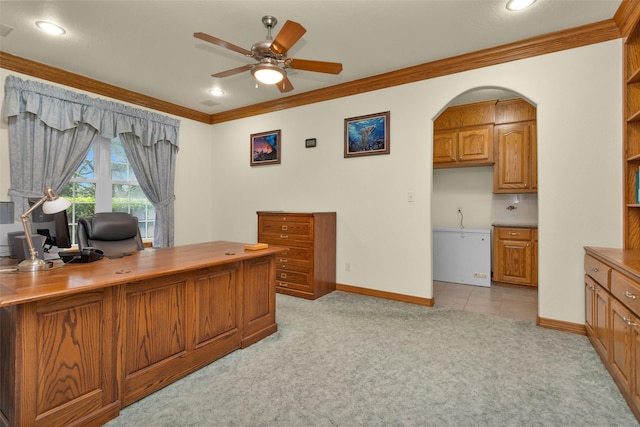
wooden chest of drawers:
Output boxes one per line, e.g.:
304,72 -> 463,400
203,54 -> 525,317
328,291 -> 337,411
257,211 -> 336,300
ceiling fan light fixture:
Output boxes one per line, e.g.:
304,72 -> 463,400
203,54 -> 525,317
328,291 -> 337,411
252,62 -> 285,85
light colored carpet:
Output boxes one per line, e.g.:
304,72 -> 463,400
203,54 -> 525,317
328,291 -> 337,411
105,291 -> 639,426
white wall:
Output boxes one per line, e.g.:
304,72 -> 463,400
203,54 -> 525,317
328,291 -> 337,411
432,166 -> 494,229
0,69 -> 214,250
208,39 -> 623,324
0,39 -> 623,325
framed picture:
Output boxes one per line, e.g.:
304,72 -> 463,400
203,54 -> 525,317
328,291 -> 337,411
250,129 -> 281,166
344,111 -> 390,157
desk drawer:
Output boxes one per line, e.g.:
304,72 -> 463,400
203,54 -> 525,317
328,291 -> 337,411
611,270 -> 640,316
584,254 -> 611,289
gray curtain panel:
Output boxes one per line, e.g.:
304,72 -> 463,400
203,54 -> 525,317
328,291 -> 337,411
3,75 -> 180,247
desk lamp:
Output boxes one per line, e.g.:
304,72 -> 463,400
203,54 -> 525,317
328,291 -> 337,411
18,188 -> 71,272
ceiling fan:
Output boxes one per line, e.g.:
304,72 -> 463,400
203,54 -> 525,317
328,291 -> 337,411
194,15 -> 343,93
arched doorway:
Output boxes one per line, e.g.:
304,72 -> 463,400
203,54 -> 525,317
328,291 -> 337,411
431,86 -> 538,322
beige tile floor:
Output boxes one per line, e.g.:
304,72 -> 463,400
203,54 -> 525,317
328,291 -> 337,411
433,280 -> 538,322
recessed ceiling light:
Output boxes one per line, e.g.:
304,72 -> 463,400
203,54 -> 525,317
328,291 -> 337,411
209,88 -> 225,97
506,0 -> 536,11
35,21 -> 66,35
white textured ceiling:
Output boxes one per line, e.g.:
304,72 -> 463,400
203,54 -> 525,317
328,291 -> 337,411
0,0 -> 622,115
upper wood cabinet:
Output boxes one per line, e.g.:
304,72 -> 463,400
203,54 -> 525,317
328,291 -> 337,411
433,98 -> 537,194
494,121 -> 537,193
434,124 -> 494,167
433,100 -> 496,169
493,98 -> 537,193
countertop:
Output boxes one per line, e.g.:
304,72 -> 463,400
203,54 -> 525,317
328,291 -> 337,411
492,223 -> 538,228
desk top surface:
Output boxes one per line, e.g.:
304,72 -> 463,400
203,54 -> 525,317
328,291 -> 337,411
0,241 -> 286,307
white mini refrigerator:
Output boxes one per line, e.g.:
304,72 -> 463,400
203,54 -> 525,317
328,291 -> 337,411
432,227 -> 492,287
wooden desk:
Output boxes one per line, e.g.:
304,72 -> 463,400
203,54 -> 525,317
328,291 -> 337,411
0,241 -> 285,427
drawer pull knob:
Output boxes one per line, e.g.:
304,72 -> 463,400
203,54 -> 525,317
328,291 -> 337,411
624,291 -> 637,300
509,232 -> 520,236
280,273 -> 287,279
281,225 -> 288,231
588,285 -> 596,292
591,267 -> 599,272
280,234 -> 289,239
623,316 -> 638,327
280,258 -> 288,263
278,282 -> 288,287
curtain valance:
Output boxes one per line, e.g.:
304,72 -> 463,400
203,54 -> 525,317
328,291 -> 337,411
2,75 -> 180,148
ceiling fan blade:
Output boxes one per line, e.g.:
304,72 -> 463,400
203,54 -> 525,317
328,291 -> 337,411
278,75 -> 294,93
194,32 -> 253,57
270,20 -> 306,56
287,58 -> 343,75
212,64 -> 253,78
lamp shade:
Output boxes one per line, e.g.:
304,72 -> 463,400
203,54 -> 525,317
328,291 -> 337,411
252,63 -> 285,85
41,188 -> 71,214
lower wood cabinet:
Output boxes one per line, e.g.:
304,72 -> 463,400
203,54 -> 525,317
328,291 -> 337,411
584,247 -> 640,421
493,226 -> 537,287
257,211 -> 336,300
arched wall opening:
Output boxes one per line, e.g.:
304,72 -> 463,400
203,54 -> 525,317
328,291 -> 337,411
431,86 -> 539,320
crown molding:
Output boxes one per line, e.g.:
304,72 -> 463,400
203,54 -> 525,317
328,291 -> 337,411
210,19 -> 620,124
0,51 -> 212,124
0,17 -> 623,125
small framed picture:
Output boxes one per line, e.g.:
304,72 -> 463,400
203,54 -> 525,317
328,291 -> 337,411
344,111 -> 390,158
305,138 -> 317,148
250,129 -> 281,166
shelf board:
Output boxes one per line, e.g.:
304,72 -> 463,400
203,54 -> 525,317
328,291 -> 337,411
628,154 -> 640,162
629,67 -> 640,84
629,110 -> 640,123
627,204 -> 640,208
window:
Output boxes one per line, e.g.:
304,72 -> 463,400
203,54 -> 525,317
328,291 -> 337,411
61,137 -> 154,244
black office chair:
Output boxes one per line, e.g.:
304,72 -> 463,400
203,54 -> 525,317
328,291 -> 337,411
77,212 -> 144,257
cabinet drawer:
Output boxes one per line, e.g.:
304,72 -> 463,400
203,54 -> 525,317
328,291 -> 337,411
277,245 -> 312,263
257,239 -> 312,264
611,270 -> 640,316
276,279 -> 312,293
276,269 -> 309,285
584,254 -> 611,289
496,227 -> 532,241
260,219 -> 311,240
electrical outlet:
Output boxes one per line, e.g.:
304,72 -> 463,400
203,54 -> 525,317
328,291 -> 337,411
474,272 -> 487,278
345,262 -> 351,271
408,192 -> 415,202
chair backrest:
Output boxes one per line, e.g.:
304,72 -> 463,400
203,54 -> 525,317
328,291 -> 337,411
77,212 -> 144,256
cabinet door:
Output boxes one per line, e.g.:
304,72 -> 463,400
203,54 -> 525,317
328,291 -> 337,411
458,125 -> 493,163
494,123 -> 532,192
611,298 -> 633,394
592,278 -> 610,358
19,290 -> 118,426
633,321 -> 640,410
586,276 -> 596,336
494,238 -> 532,284
433,130 -> 457,165
530,123 -> 537,190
